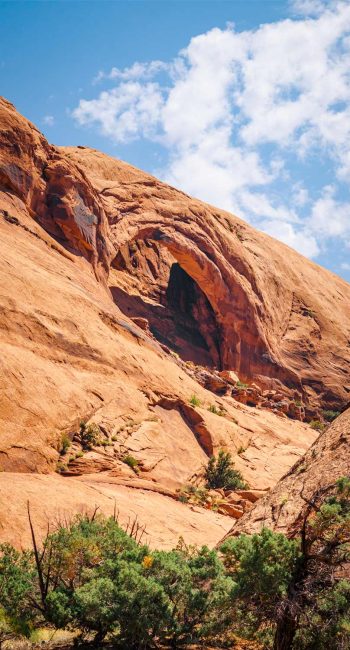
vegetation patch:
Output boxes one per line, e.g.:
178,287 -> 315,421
310,419 -> 326,432
236,381 -> 249,390
0,477 -> 349,649
78,421 -> 102,450
60,434 -> 71,455
208,404 -> 226,416
189,394 -> 201,407
122,454 -> 139,473
204,450 -> 248,490
322,410 -> 341,422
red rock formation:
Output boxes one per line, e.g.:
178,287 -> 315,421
221,407 -> 350,540
0,96 -> 349,547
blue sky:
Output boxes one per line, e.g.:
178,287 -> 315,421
1,0 -> 350,281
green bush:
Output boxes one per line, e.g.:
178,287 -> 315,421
310,419 -> 326,431
122,454 -> 139,472
322,410 -> 340,422
236,381 -> 249,389
0,514 -> 233,647
237,445 -> 246,455
1,478 -> 348,649
79,421 -> 102,449
60,434 -> 71,455
179,484 -> 209,507
189,394 -> 201,407
204,450 -> 248,490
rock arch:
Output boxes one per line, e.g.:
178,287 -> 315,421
110,223 -> 276,380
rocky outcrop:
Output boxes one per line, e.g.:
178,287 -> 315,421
221,408 -> 350,540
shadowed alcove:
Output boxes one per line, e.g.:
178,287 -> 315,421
109,238 -> 222,368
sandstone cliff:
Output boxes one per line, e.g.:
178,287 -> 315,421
222,406 -> 350,540
0,96 -> 349,548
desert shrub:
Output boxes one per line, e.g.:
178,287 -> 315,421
179,484 -> 209,507
79,421 -> 101,449
56,461 -> 68,474
237,445 -> 247,455
272,476 -> 350,649
236,381 -> 249,389
204,450 -> 248,490
122,454 -> 139,471
322,409 -> 340,422
208,404 -> 225,416
189,394 -> 201,407
146,545 -> 233,645
1,478 -> 349,649
310,419 -> 326,431
60,433 -> 71,455
220,528 -> 298,642
0,544 -> 38,635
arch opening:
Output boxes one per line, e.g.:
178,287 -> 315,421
109,238 -> 222,369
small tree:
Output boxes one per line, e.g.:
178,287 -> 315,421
204,450 -> 248,490
220,528 -> 298,644
79,421 -> 101,449
272,477 -> 350,650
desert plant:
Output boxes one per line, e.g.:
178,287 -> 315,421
204,450 -> 248,490
208,404 -> 225,416
303,307 -> 316,318
322,409 -> 340,422
79,421 -> 102,449
56,461 -> 68,474
179,485 -> 209,507
272,477 -> 350,649
189,394 -> 201,407
60,434 -> 71,455
310,419 -> 326,431
236,381 -> 249,389
122,454 -> 139,472
237,445 -> 247,455
1,482 -> 349,649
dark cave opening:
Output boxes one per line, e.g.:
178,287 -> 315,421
165,263 -> 221,368
110,241 -> 222,368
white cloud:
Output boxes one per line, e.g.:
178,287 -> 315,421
73,82 -> 164,143
43,115 -> 55,126
93,60 -> 169,84
289,0 -> 334,17
261,220 -> 320,258
307,186 -> 350,239
72,2 -> 350,263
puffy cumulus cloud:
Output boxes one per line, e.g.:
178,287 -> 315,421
72,2 -> 350,265
261,220 -> 320,258
307,186 -> 350,240
73,82 -> 164,143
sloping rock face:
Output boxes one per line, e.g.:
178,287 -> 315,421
61,147 -> 350,410
222,407 -> 350,540
0,96 -> 349,547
